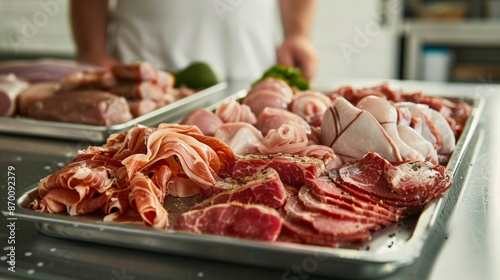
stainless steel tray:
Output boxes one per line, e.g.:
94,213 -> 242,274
4,93 -> 485,279
0,82 -> 227,142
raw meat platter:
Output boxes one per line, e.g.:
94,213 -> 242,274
6,82 -> 485,279
0,82 -> 227,142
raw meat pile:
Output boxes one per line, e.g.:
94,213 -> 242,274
29,79 -> 471,248
0,62 -> 196,125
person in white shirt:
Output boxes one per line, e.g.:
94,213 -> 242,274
70,0 -> 318,83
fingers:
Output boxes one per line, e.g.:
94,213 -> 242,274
297,47 -> 318,81
277,44 -> 295,68
276,38 -> 318,81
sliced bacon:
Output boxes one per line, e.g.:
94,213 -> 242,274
129,172 -> 169,229
38,159 -> 114,199
123,131 -> 219,190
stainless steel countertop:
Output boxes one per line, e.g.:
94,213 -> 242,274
1,80 -> 499,280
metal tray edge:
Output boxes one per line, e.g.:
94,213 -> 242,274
0,82 -> 227,142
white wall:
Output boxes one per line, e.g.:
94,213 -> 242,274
311,0 -> 403,85
0,0 -> 403,82
0,0 -> 75,56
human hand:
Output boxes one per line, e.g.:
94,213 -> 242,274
277,35 -> 318,81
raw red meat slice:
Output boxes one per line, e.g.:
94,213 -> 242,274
231,154 -> 326,190
192,168 -> 287,210
333,152 -> 452,215
175,203 -> 282,242
305,177 -> 401,221
279,196 -> 378,247
298,186 -> 394,225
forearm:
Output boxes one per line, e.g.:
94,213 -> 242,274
70,0 -> 110,62
279,0 -> 317,38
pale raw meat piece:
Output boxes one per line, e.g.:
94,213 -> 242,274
17,82 -> 58,116
256,107 -> 311,136
26,90 -> 133,126
214,122 -> 264,156
248,77 -> 294,103
357,96 -> 424,161
59,69 -> 117,91
258,121 -> 338,169
289,90 -> 332,124
241,89 -> 289,116
321,97 -> 401,163
180,108 -> 223,136
396,102 -> 442,151
417,104 -> 456,155
0,59 -> 97,83
167,177 -> 200,198
215,99 -> 257,124
397,125 -> 438,164
128,99 -> 158,117
258,121 -> 309,154
0,74 -> 29,116
109,81 -> 165,101
111,61 -> 158,81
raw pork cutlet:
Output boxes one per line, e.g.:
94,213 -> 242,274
27,90 -> 133,126
174,203 -> 282,242
332,152 -> 452,216
231,154 -> 326,191
278,196 -> 379,247
193,168 -> 287,210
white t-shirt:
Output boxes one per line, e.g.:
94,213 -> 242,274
110,0 -> 278,83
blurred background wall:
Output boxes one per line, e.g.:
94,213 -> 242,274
1,0 -> 499,84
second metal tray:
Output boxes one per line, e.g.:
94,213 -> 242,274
0,82 -> 227,143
